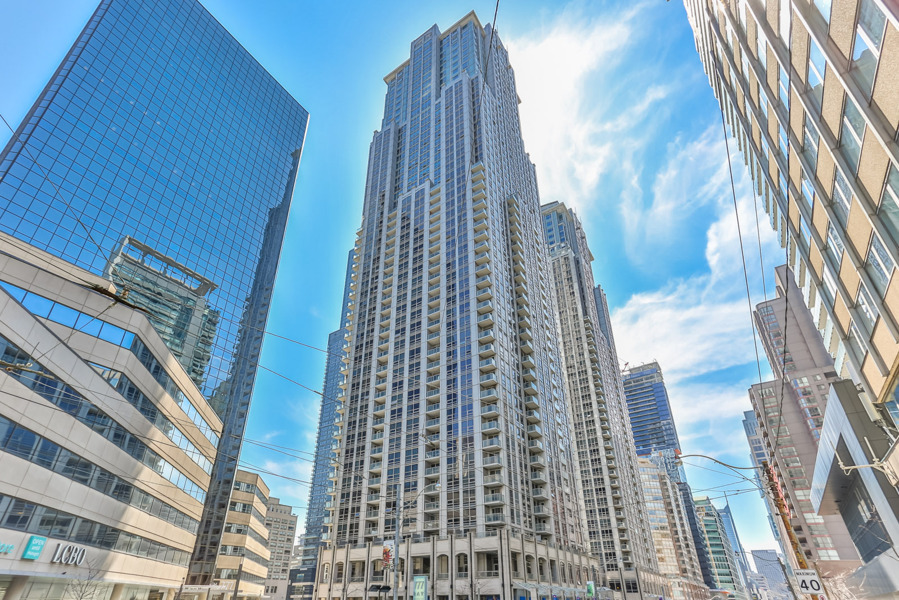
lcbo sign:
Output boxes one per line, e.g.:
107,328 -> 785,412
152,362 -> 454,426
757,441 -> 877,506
50,543 -> 87,566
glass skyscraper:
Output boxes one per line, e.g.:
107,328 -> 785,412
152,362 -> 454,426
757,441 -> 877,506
621,362 -> 716,590
0,0 -> 309,584
621,362 -> 681,456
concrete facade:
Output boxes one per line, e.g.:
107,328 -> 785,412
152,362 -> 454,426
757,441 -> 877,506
313,11 -> 646,600
265,498 -> 298,600
541,202 -> 662,594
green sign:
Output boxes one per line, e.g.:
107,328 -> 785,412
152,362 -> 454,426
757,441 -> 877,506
587,582 -> 595,597
21,535 -> 46,560
413,576 -> 428,600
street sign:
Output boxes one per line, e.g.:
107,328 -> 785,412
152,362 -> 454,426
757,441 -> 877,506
413,576 -> 428,600
587,581 -> 595,598
794,570 -> 823,596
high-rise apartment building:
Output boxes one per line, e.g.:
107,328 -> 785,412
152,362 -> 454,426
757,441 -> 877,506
0,233 -> 222,597
621,363 -> 681,456
694,497 -> 748,600
621,363 -> 716,590
748,266 -> 860,574
0,0 -> 309,584
295,251 -> 355,600
265,498 -> 299,600
718,505 -> 752,591
637,459 -> 709,600
313,12 -> 660,600
541,202 -> 661,593
681,0 -> 899,587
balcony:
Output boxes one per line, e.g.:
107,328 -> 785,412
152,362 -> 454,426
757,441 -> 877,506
532,487 -> 548,500
426,402 -> 441,415
481,404 -> 499,418
526,409 -> 540,423
426,417 -> 441,431
479,358 -> 496,371
475,251 -> 490,265
425,466 -> 441,478
479,373 -> 498,387
476,287 -> 493,301
478,329 -> 495,343
479,343 -> 495,357
475,274 -> 492,288
535,523 -> 550,534
520,341 -> 534,354
533,505 -> 549,516
483,455 -> 502,467
485,514 -> 506,526
482,435 -> 501,448
425,449 -> 441,463
529,439 -> 544,453
480,388 -> 498,401
484,493 -> 505,505
483,474 -> 504,487
530,470 -> 547,484
527,425 -> 543,438
477,312 -> 494,328
476,299 -> 493,314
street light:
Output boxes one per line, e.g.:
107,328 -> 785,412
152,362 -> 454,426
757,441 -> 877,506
392,482 -> 441,600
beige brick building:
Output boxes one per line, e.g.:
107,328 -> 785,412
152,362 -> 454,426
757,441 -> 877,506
682,0 -> 899,594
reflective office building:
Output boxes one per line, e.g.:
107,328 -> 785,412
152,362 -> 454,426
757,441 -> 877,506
0,0 -> 309,585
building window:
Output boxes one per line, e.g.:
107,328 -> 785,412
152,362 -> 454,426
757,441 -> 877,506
757,34 -> 768,70
778,121 -> 788,158
878,163 -> 899,245
866,233 -> 895,295
778,63 -> 790,107
856,282 -> 879,331
813,0 -> 832,24
800,170 -> 815,211
850,0 -> 886,96
833,169 -> 853,224
807,39 -> 826,110
802,116 -> 820,166
840,97 -> 865,173
826,222 -> 845,265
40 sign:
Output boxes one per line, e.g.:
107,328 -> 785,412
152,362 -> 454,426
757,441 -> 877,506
794,570 -> 823,596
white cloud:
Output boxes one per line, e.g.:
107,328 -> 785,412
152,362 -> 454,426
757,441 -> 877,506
505,3 -> 667,215
612,127 -> 781,441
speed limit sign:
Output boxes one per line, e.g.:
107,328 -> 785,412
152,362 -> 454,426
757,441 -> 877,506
795,570 -> 823,595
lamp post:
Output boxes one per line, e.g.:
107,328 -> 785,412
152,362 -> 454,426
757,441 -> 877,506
393,483 -> 441,600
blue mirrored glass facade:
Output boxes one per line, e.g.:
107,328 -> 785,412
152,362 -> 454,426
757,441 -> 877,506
0,0 -> 308,583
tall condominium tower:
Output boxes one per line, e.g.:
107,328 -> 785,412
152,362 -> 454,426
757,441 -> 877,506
621,362 -> 680,456
295,250 -> 356,600
749,266 -> 860,573
637,459 -> 709,600
0,0 -> 309,583
681,0 -> 899,585
694,497 -> 748,600
316,12 -> 616,600
621,362 -> 716,590
541,201 -> 661,592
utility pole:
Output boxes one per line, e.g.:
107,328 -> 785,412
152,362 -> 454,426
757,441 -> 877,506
231,559 -> 244,600
761,461 -> 819,600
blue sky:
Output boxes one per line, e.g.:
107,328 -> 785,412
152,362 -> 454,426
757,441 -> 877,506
0,0 -> 785,553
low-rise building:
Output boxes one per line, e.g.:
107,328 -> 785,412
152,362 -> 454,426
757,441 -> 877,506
212,470 -> 271,599
0,233 -> 223,599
